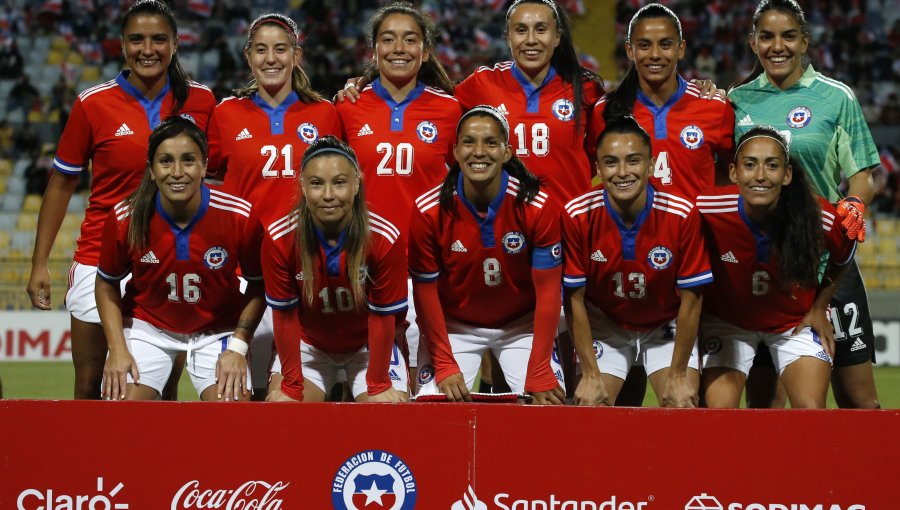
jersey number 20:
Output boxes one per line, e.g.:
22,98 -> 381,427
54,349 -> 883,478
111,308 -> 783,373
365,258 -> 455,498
376,142 -> 414,176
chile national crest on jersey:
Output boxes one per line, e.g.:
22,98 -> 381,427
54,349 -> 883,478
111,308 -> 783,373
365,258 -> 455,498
416,121 -> 438,144
502,232 -> 526,254
203,247 -> 228,270
332,450 -> 417,510
680,125 -> 704,149
787,106 -> 812,128
298,122 -> 320,144
552,99 -> 574,122
647,246 -> 673,270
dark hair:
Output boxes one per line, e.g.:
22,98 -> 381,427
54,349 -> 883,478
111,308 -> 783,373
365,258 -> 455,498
126,116 -> 208,250
121,0 -> 190,115
360,2 -> 456,94
603,3 -> 682,121
505,0 -> 602,128
235,13 -> 324,103
734,126 -> 822,287
594,115 -> 652,155
731,0 -> 810,90
439,108 -> 542,209
296,136 -> 369,307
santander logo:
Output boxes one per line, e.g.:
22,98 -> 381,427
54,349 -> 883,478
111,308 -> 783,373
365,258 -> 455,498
171,480 -> 289,510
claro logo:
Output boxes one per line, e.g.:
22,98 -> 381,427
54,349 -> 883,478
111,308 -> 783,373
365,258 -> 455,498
171,480 -> 289,510
17,476 -> 128,510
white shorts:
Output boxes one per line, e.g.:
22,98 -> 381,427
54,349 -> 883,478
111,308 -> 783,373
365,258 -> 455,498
271,342 -> 409,398
700,315 -> 833,375
406,279 -> 422,367
121,318 -> 248,397
66,262 -> 128,323
577,303 -> 699,380
416,312 -> 566,395
239,277 -> 276,390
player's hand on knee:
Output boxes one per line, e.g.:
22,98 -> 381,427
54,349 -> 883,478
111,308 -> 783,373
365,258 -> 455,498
660,373 -> 698,408
266,384 -> 300,402
334,77 -> 363,103
367,387 -> 409,403
215,350 -> 248,402
574,373 -> 610,406
437,373 -> 472,402
531,385 -> 566,405
103,349 -> 139,401
795,308 -> 836,361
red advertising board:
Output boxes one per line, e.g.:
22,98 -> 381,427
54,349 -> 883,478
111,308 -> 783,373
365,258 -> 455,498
1,401 -> 895,509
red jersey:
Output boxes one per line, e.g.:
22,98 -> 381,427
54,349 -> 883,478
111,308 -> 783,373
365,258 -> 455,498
206,93 -> 342,226
262,211 -> 408,353
588,76 -> 735,200
455,62 -> 603,203
336,79 -> 461,236
562,185 -> 713,330
696,190 -> 855,333
409,171 -> 563,327
97,187 -> 263,334
54,72 -> 216,265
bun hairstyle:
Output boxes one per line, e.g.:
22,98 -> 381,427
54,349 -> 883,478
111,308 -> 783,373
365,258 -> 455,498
594,115 -> 652,155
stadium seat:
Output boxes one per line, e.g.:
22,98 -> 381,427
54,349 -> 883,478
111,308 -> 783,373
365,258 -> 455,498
46,49 -> 65,66
22,194 -> 43,213
0,175 -> 7,194
81,65 -> 101,83
0,159 -> 12,175
16,212 -> 38,231
876,218 -> 898,237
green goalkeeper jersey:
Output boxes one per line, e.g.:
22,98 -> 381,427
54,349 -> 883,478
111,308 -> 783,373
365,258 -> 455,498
728,65 -> 879,203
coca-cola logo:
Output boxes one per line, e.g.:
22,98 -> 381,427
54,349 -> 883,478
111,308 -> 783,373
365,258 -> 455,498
171,480 -> 289,510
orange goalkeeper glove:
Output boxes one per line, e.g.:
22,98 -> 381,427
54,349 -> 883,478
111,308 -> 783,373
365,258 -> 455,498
836,196 -> 866,242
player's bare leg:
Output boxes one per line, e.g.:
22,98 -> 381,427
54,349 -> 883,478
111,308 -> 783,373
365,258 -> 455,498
647,367 -> 700,406
770,379 -> 788,408
574,372 -> 626,405
832,362 -> 880,409
71,317 -> 107,399
779,356 -> 830,408
200,384 -> 250,402
701,367 -> 745,408
615,366 -> 648,406
267,373 -> 284,400
161,351 -> 185,401
303,378 -> 327,402
123,383 -> 159,401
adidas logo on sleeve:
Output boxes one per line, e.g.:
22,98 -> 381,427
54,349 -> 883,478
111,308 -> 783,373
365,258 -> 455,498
357,124 -> 374,136
115,123 -> 134,136
720,251 -> 739,263
450,240 -> 467,253
140,251 -> 160,264
590,250 -> 607,262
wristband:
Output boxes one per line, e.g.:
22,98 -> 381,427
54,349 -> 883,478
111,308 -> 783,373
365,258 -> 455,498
226,336 -> 250,356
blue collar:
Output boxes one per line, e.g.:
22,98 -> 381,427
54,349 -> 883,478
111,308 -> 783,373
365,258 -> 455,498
155,185 -> 210,261
737,196 -> 773,263
116,70 -> 171,129
457,170 -> 509,248
511,63 -> 557,114
603,184 -> 654,261
313,224 -> 348,277
251,91 -> 300,135
371,78 -> 426,132
635,75 -> 688,139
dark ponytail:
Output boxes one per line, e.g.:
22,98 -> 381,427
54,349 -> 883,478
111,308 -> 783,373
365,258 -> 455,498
121,0 -> 190,114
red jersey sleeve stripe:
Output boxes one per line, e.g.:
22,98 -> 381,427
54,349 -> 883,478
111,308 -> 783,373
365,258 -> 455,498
563,274 -> 587,287
209,201 -> 250,218
410,268 -> 440,282
368,298 -> 409,315
53,157 -> 84,174
265,294 -> 300,310
209,189 -> 252,208
97,266 -> 129,282
677,271 -> 714,288
368,212 -> 400,239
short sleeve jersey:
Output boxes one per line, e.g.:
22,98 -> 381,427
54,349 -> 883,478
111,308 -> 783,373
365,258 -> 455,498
97,187 -> 263,334
409,171 -> 563,328
455,62 -> 603,203
562,185 -> 713,330
54,71 -> 216,265
206,92 -> 342,227
728,66 -> 880,203
696,190 -> 855,333
262,211 -> 408,354
588,76 -> 735,200
336,79 -> 462,236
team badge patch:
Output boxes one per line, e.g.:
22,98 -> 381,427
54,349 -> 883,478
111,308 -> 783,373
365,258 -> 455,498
592,340 -> 603,360
502,231 -> 526,254
332,450 -> 417,510
787,106 -> 812,128
297,122 -> 319,144
550,242 -> 562,261
679,125 -> 704,149
203,247 -> 228,270
416,121 -> 438,144
647,246 -> 673,270
179,113 -> 196,124
552,98 -> 575,122
418,364 -> 434,385
704,337 -> 723,355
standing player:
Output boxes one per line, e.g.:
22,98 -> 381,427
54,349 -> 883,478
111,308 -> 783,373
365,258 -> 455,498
409,106 -> 565,404
729,0 -> 880,408
205,13 -> 341,397
589,3 -> 734,197
697,127 -> 854,408
263,137 -> 409,402
335,2 -> 462,382
97,118 -> 264,401
26,0 -> 216,399
564,117 -> 711,407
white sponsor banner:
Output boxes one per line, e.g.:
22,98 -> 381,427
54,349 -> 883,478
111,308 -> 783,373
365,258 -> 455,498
0,311 -> 72,361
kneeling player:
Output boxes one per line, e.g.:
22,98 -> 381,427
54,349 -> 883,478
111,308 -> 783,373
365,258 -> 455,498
98,118 -> 265,401
264,136 -> 409,403
564,116 -> 711,407
409,106 -> 566,405
696,127 -> 854,409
